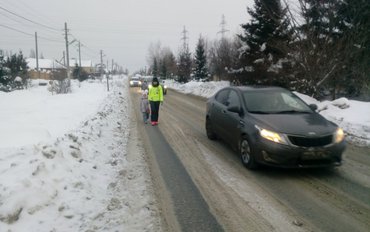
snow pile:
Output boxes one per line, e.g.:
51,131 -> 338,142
167,80 -> 370,147
0,80 -> 108,148
295,92 -> 370,147
0,77 -> 160,231
165,79 -> 229,98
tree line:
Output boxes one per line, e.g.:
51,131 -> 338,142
145,0 -> 369,100
0,51 -> 28,92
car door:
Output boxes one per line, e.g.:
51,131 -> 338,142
221,90 -> 243,147
211,89 -> 230,139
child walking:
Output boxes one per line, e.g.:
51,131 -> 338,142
140,90 -> 150,124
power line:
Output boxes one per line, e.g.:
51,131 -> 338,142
0,23 -> 33,36
0,5 -> 60,32
2,0 -> 60,27
0,23 -> 64,43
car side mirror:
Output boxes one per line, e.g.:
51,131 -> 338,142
227,105 -> 242,114
309,104 -> 318,111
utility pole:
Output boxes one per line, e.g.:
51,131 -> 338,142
100,50 -> 109,91
78,41 -> 81,67
112,59 -> 114,74
218,14 -> 229,38
64,22 -> 70,79
100,50 -> 104,77
35,32 -> 40,79
181,25 -> 189,50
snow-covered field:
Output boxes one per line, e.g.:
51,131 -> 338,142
0,77 -> 160,231
166,80 -> 370,147
0,77 -> 369,231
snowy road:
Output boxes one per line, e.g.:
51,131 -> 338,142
131,87 -> 370,232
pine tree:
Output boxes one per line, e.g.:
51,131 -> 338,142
295,0 -> 369,98
238,0 -> 292,86
177,46 -> 192,83
0,53 -> 11,87
72,64 -> 89,82
5,52 -> 28,79
159,60 -> 167,79
336,0 -> 370,97
194,35 -> 209,81
1,51 -> 28,90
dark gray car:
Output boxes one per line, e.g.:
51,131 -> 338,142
205,86 -> 346,169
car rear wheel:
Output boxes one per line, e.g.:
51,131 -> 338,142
240,137 -> 258,169
206,117 -> 217,140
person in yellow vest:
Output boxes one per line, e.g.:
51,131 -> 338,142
148,77 -> 164,126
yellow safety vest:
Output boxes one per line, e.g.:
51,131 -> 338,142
148,85 -> 163,102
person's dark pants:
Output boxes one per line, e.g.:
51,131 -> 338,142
150,101 -> 161,122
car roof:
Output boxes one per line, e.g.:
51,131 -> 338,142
228,86 -> 287,92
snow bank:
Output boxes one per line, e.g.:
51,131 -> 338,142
0,77 -> 160,231
0,80 -> 108,148
165,79 -> 229,98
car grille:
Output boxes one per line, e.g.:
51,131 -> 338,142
288,135 -> 333,147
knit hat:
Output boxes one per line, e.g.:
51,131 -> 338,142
152,77 -> 159,86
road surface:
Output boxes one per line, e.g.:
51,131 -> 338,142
130,87 -> 370,232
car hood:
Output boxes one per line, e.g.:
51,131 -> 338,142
250,112 -> 337,136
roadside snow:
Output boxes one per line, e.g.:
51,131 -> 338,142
166,80 -> 370,147
0,80 -> 108,148
0,77 -> 160,231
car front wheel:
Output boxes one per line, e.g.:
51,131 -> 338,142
240,137 -> 258,169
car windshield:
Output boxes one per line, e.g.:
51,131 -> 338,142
243,89 -> 312,114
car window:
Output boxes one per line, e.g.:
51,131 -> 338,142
243,90 -> 311,113
215,89 -> 229,106
281,93 -> 308,110
227,90 -> 240,108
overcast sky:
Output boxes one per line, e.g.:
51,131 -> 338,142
0,0 -> 254,72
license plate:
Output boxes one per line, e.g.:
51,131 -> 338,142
302,150 -> 329,159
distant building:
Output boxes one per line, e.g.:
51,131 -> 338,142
27,58 -> 96,80
70,58 -> 95,74
27,58 -> 66,80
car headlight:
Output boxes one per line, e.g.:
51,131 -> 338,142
138,81 -> 142,85
256,126 -> 289,145
164,85 -> 167,89
334,127 -> 345,143
130,81 -> 133,85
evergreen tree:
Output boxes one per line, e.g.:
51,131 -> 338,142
237,0 -> 292,86
159,60 -> 167,79
1,51 -> 28,91
336,0 -> 370,97
0,53 -> 11,88
194,36 -> 209,81
6,51 -> 28,78
72,64 -> 89,82
294,0 -> 369,99
177,46 -> 192,83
